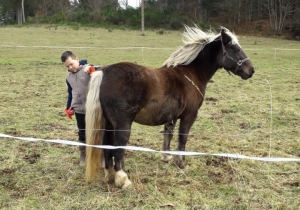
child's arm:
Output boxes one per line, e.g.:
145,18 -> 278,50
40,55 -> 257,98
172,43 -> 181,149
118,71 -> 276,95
80,59 -> 100,74
65,80 -> 74,119
66,80 -> 72,109
84,64 -> 101,74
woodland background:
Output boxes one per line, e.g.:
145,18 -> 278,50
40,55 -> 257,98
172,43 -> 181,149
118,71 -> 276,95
1,0 -> 300,38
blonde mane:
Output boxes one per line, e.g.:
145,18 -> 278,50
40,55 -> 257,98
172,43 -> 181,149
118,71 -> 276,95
163,25 -> 239,67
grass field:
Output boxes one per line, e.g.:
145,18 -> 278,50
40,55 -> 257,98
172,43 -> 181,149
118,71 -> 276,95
0,25 -> 299,209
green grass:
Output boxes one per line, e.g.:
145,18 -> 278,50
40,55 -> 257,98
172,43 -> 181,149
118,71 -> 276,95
0,25 -> 300,209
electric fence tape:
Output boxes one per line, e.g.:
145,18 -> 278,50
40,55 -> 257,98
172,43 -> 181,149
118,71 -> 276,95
1,133 -> 299,162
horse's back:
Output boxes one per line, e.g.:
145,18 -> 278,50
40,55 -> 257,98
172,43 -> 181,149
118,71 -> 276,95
99,62 -> 187,125
100,62 -> 156,100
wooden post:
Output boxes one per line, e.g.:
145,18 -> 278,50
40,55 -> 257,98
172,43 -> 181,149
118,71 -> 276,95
141,0 -> 145,36
22,0 -> 25,23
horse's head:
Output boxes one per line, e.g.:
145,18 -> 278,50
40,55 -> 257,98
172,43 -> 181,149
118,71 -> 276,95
219,28 -> 255,80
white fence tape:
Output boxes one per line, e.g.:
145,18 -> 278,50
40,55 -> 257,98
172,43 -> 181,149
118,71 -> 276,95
2,44 -> 298,52
1,133 -> 299,162
274,48 -> 300,60
0,45 -> 175,50
2,45 -> 299,61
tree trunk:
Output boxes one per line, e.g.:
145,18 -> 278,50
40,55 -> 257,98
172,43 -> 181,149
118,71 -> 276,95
277,0 -> 293,33
17,5 -> 22,24
247,0 -> 253,22
22,0 -> 25,23
265,0 -> 294,33
237,0 -> 241,24
141,0 -> 145,35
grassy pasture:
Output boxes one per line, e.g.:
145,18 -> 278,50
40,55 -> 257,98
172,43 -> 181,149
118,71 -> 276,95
0,25 -> 299,209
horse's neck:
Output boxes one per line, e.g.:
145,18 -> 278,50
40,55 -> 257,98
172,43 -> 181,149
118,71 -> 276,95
192,42 -> 221,83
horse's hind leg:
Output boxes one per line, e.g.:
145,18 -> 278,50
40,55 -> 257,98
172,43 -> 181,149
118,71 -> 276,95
103,123 -> 115,184
113,122 -> 132,189
161,120 -> 177,162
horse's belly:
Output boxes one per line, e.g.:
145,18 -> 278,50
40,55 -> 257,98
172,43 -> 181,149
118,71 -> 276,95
134,103 -> 178,126
134,110 -> 170,125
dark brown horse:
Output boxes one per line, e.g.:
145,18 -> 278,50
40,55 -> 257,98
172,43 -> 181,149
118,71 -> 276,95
85,26 -> 255,189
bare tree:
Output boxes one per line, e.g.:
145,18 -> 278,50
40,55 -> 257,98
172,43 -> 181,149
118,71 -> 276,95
16,0 -> 24,24
21,0 -> 25,23
119,0 -> 128,8
262,0 -> 295,33
214,0 -> 244,25
141,0 -> 144,35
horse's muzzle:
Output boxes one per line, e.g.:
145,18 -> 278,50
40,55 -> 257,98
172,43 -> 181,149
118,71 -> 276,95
241,66 -> 255,80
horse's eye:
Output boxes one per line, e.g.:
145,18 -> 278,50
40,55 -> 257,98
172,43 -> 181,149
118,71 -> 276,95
234,47 -> 241,53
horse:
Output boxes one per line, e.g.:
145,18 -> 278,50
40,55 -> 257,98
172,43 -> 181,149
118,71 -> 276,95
85,25 -> 255,189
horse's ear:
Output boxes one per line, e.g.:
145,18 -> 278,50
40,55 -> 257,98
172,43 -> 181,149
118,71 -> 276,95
221,28 -> 232,45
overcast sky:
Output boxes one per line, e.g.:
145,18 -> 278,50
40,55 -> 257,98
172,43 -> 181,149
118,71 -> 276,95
124,0 -> 140,8
70,0 -> 140,8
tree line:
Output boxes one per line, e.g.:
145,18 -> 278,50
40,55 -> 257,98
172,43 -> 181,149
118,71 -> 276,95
1,0 -> 300,36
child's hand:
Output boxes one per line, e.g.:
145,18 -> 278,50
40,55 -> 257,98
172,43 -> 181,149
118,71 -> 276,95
65,108 -> 74,119
89,66 -> 95,73
83,65 -> 90,73
84,65 -> 95,74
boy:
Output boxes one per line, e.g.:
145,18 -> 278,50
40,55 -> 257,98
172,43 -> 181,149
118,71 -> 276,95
61,50 -> 99,165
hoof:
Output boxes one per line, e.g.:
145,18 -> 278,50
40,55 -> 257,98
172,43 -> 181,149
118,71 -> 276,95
121,179 -> 132,189
176,161 -> 187,169
115,170 -> 132,189
104,168 -> 115,184
174,156 -> 187,169
161,153 -> 173,162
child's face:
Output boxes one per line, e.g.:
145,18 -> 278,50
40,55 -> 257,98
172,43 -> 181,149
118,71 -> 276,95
63,56 -> 80,72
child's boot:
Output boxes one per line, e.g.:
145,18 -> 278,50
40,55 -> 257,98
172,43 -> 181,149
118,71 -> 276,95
79,145 -> 86,166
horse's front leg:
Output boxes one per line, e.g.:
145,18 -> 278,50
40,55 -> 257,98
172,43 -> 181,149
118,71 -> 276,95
175,115 -> 197,169
161,120 -> 177,162
113,123 -> 132,189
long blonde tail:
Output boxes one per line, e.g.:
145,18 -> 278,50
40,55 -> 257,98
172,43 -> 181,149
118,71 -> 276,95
85,71 -> 105,182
